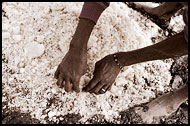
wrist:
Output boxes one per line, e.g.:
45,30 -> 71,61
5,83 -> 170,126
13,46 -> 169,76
69,18 -> 95,52
115,52 -> 136,67
113,54 -> 124,71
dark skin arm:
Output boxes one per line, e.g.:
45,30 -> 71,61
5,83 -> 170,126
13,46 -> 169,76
83,31 -> 188,94
54,18 -> 95,92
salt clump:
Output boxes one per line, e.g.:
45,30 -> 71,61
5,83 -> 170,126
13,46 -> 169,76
12,35 -> 22,42
24,42 -> 45,58
12,26 -> 20,34
2,32 -> 10,39
2,23 -> 9,31
48,111 -> 56,118
172,75 -> 183,89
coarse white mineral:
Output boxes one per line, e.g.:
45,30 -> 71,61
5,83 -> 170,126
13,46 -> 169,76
2,2 -> 186,124
24,42 -> 45,58
19,68 -> 25,73
12,35 -> 22,42
48,111 -> 57,118
2,32 -> 10,39
172,75 -> 183,89
2,23 -> 9,31
12,26 -> 20,34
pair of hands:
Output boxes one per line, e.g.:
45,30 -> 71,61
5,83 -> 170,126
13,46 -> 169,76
54,48 -> 121,94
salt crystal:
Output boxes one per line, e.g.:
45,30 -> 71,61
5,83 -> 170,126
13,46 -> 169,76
2,32 -> 10,39
60,117 -> 63,121
12,35 -> 22,42
9,78 -> 14,82
51,88 -> 57,94
48,111 -> 56,118
27,76 -> 31,80
12,26 -> 20,34
36,36 -> 44,42
110,85 -> 119,94
20,68 -> 25,73
24,42 -> 45,58
32,69 -> 36,73
18,62 -> 26,68
172,75 -> 182,89
2,23 -> 9,31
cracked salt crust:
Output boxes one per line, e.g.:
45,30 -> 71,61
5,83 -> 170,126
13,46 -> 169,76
2,2 -> 185,123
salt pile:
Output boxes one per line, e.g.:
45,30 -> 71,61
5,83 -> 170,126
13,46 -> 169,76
2,2 -> 185,123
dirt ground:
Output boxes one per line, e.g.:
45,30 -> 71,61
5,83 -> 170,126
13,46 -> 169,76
2,2 -> 188,124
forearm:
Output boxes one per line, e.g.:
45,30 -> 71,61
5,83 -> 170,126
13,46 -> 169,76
69,2 -> 110,52
117,31 -> 188,66
69,18 -> 95,52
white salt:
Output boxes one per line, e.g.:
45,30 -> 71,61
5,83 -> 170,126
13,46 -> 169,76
12,35 -> 22,42
24,42 -> 45,58
2,32 -> 10,39
48,111 -> 56,118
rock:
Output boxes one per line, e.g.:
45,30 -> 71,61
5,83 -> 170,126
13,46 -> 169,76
24,42 -> 45,58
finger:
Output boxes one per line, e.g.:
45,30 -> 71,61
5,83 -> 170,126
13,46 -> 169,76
90,81 -> 105,94
99,84 -> 109,94
65,78 -> 72,92
54,68 -> 59,79
83,76 -> 100,92
72,79 -> 80,93
56,75 -> 64,87
107,85 -> 112,91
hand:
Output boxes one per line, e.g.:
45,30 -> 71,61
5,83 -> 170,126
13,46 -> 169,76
54,48 -> 87,92
83,54 -> 120,94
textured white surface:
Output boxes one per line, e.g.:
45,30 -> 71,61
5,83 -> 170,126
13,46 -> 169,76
2,2 -> 185,123
24,42 -> 45,58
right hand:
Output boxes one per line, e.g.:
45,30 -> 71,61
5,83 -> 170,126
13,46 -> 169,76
54,47 -> 87,92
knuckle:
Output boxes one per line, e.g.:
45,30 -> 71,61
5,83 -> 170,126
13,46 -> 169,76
95,61 -> 100,67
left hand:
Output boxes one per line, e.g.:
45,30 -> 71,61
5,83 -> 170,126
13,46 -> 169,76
83,54 -> 121,94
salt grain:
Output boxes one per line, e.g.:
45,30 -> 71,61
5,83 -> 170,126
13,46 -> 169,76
51,88 -> 57,94
24,42 -> 45,58
2,23 -> 9,31
2,32 -> 10,39
9,77 -> 14,82
12,26 -> 20,34
12,35 -> 22,42
48,111 -> 56,118
2,2 -> 182,123
172,75 -> 183,89
20,68 -> 25,73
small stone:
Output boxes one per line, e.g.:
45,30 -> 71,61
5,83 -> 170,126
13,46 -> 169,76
24,42 -> 45,58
